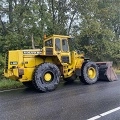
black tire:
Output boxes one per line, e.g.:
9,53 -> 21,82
64,74 -> 77,83
33,63 -> 60,92
80,62 -> 99,84
22,81 -> 34,88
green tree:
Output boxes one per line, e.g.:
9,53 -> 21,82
0,0 -> 120,67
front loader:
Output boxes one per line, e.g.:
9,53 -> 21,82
4,35 -> 118,92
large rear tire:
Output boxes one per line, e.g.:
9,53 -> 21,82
33,63 -> 60,92
80,62 -> 99,84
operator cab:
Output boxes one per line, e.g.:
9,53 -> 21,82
44,35 -> 71,63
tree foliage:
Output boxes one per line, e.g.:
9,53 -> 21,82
0,0 -> 120,66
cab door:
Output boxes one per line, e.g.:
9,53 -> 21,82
61,39 -> 71,63
55,38 -> 71,64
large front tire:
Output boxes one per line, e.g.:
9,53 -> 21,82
80,62 -> 99,84
33,63 -> 60,92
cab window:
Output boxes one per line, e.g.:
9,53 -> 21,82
55,38 -> 61,51
45,39 -> 53,47
62,39 -> 69,52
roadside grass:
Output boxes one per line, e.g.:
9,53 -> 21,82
115,69 -> 120,74
0,78 -> 24,90
0,68 -> 24,90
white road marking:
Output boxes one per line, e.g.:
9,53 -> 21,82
100,107 -> 120,116
87,106 -> 120,120
0,87 -> 25,93
87,115 -> 101,120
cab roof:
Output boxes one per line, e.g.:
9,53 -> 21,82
44,34 -> 71,40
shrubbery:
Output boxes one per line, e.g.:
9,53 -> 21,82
0,54 -> 5,79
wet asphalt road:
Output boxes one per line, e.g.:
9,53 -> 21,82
0,75 -> 120,120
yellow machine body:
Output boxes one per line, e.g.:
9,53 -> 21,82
4,35 -> 84,82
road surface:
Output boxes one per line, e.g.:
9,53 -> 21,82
0,75 -> 120,120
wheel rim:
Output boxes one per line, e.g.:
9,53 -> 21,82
44,72 -> 52,82
87,67 -> 96,79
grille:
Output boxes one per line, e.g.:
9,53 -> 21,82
61,56 -> 69,63
46,48 -> 53,55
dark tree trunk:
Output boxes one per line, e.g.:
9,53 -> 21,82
8,0 -> 13,23
51,0 -> 55,34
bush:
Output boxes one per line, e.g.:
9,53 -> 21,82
0,69 -> 4,80
0,54 -> 5,68
0,78 -> 24,90
0,54 -> 5,79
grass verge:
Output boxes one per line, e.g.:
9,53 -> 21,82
115,70 -> 120,74
0,78 -> 24,91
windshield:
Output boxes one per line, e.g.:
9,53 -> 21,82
55,38 -> 61,51
62,39 -> 69,52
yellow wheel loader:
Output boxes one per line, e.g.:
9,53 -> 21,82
4,35 -> 118,92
